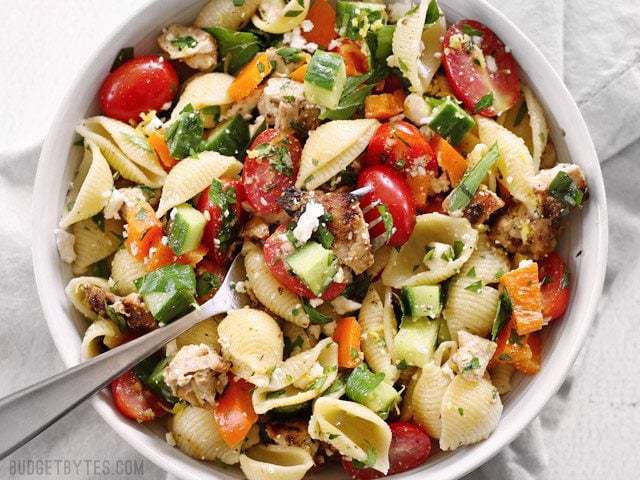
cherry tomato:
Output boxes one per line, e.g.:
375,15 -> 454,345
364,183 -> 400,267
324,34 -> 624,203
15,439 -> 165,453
111,370 -> 167,423
242,129 -> 301,216
99,55 -> 179,122
341,422 -> 432,479
538,251 -> 570,321
263,225 -> 346,300
357,165 -> 416,247
442,20 -> 521,116
196,178 -> 246,266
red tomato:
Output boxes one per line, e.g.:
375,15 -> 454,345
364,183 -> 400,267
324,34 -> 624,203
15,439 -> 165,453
99,55 -> 179,122
195,260 -> 226,304
242,129 -> 301,215
263,225 -> 346,300
110,370 -> 167,423
197,178 -> 246,266
442,20 -> 521,116
332,39 -> 369,76
341,422 -> 431,479
357,165 -> 416,247
539,251 -> 570,321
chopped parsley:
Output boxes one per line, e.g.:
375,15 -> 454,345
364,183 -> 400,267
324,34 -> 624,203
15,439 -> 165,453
171,35 -> 198,50
475,92 -> 494,113
303,300 -> 333,324
252,142 -> 294,177
397,359 -> 408,370
560,270 -> 570,289
513,101 -> 528,127
284,335 -> 304,357
453,240 -> 465,259
463,356 -> 481,372
91,212 -> 106,231
465,280 -> 483,293
491,291 -> 512,341
462,24 -> 483,37
508,328 -> 523,346
377,204 -> 394,243
196,271 -> 222,298
548,171 -> 584,210
320,74 -> 375,120
328,433 -> 340,440
458,407 -> 465,416
467,267 -> 477,277
276,47 -> 303,64
352,444 -> 377,469
425,0 -> 441,24
165,104 -> 204,159
284,9 -> 304,17
232,0 -> 245,5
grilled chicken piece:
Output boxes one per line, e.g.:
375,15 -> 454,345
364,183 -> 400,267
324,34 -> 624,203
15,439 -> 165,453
83,284 -> 157,333
279,188 -> 374,274
257,78 -> 321,133
157,24 -> 218,71
462,186 -> 505,225
531,163 -> 588,221
264,420 -> 314,449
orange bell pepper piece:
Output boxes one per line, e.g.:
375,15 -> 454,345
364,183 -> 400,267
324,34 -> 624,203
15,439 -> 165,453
500,262 -> 544,335
333,317 -> 362,368
229,52 -> 272,102
147,130 -> 177,171
431,135 -> 467,187
214,375 -> 258,448
290,63 -> 308,83
177,244 -> 208,267
301,0 -> 337,49
491,320 -> 542,375
364,90 -> 406,120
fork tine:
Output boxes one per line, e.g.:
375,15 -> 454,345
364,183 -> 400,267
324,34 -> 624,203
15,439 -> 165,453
350,185 -> 373,197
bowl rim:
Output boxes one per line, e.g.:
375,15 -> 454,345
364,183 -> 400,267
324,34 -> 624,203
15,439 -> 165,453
31,0 -> 608,479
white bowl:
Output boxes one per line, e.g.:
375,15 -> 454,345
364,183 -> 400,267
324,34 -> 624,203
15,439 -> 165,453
31,0 -> 608,478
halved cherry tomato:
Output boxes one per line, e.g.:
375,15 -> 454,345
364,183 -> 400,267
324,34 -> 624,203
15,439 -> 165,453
364,121 -> 437,209
341,422 -> 431,479
99,55 -> 179,122
301,0 -> 337,49
263,225 -> 346,300
539,251 -> 570,321
332,39 -> 369,76
111,370 -> 167,423
442,20 -> 521,116
356,165 -> 416,247
242,129 -> 301,216
196,178 -> 246,266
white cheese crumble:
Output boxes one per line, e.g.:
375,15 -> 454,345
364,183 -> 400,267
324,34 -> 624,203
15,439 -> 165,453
292,200 -> 325,243
301,20 -> 314,32
54,229 -> 76,264
165,432 -> 176,447
331,296 -> 362,315
485,55 -> 498,73
283,27 -> 318,53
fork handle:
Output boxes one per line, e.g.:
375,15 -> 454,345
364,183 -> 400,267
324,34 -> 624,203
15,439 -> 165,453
0,304 -> 217,460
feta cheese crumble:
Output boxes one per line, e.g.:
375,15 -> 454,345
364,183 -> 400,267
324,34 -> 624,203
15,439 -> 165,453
54,229 -> 76,264
292,200 -> 325,244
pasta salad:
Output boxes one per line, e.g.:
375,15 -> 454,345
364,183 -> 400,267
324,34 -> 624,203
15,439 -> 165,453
56,0 -> 588,477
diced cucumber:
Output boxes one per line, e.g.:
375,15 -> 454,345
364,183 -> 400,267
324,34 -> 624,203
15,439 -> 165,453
203,114 -> 250,159
169,204 -> 207,255
200,105 -> 221,129
391,317 -> 440,368
285,241 -> 338,297
143,290 -> 195,325
438,319 -> 452,344
428,96 -> 475,146
304,51 -> 347,109
147,357 -> 178,404
375,25 -> 395,63
401,285 -> 441,319
345,364 -> 400,418
336,1 -> 388,40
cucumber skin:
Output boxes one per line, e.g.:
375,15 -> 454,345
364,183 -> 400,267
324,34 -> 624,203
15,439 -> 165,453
203,115 -> 250,159
143,290 -> 195,325
402,285 -> 441,319
336,1 -> 387,40
285,242 -> 338,297
428,98 -> 475,146
169,204 -> 206,255
304,51 -> 347,109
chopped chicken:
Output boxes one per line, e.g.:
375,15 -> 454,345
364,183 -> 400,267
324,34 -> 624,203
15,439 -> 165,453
531,163 -> 587,220
279,188 -> 374,274
460,186 -> 505,224
164,344 -> 229,407
264,419 -> 318,453
242,216 -> 270,241
157,24 -> 217,71
257,78 -> 321,133
82,284 -> 157,333
451,331 -> 497,382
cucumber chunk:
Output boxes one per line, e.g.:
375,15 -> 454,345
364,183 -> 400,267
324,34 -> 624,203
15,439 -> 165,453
169,204 -> 207,255
285,241 -> 338,297
346,364 -> 400,418
391,317 -> 440,368
304,51 -> 347,109
336,1 -> 388,40
203,114 -> 250,159
147,357 -> 178,404
428,96 -> 475,145
401,285 -> 441,319
135,264 -> 197,324
143,290 -> 195,325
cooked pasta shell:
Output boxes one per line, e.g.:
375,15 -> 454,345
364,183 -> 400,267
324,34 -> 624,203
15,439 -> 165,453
477,117 -> 537,212
59,141 -> 113,228
282,322 -> 317,356
359,285 -> 398,383
171,72 -> 235,120
170,405 -> 240,464
176,317 -> 220,350
391,0 -> 430,94
218,308 -> 284,387
156,151 -> 242,217
243,241 -> 310,327
489,362 -> 515,396
460,233 -> 510,284
439,375 -> 503,451
76,125 -> 163,188
252,0 -> 310,34
81,319 -> 123,358
195,0 -> 260,30
523,86 -> 548,172
71,218 -> 122,275
65,276 -> 111,321
240,444 -> 314,480
418,14 -> 447,90
381,213 -> 478,288
308,397 -> 392,474
296,119 -> 379,190
367,245 -> 393,279
84,116 -> 166,177
412,362 -> 453,438
443,275 -> 499,340
110,248 -> 145,295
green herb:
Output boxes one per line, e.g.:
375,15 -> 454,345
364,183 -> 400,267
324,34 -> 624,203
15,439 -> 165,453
165,104 -> 205,159
458,407 -> 465,416
377,204 -> 394,243
303,300 -> 333,324
397,359 -> 408,370
123,132 -> 152,152
276,47 -> 303,64
350,347 -> 360,360
441,247 -> 454,262
513,101 -> 528,127
328,433 -> 340,440
560,270 -> 570,289
110,46 -> 134,72
257,61 -> 265,73
397,58 -> 409,73
453,240 -> 465,259
232,0 -> 245,5
208,179 -> 238,252
463,356 -> 481,371
91,212 -> 106,231
285,9 -> 304,17
475,92 -> 494,113
320,74 -> 375,120
541,275 -> 551,286
196,271 -> 222,298
171,35 -> 198,50
465,280 -> 483,293
424,246 -> 435,260
205,27 -> 261,74
462,24 -> 483,37
90,258 -> 110,279
495,268 -> 506,280
134,264 -> 197,296
105,303 -> 127,331
548,171 -> 584,209
252,142 -> 294,177
304,374 -> 327,391
491,291 -> 512,341
352,445 -> 377,469
467,267 -> 476,277
508,328 -> 523,346
425,0 -> 441,24
343,273 -> 370,303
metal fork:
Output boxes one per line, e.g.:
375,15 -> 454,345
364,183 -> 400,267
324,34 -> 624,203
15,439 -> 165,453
351,184 -> 389,250
0,255 -> 249,460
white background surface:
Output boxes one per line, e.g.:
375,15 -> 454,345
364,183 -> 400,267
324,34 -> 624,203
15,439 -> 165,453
0,1 -> 639,479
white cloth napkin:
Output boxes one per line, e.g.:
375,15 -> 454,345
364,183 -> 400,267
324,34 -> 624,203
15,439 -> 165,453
1,1 -> 640,479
